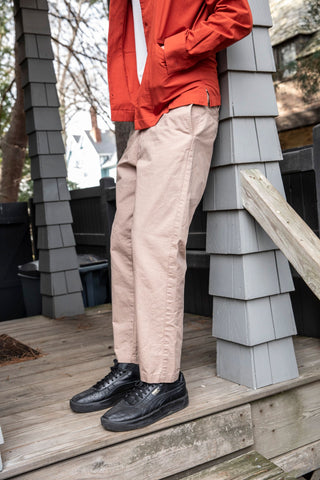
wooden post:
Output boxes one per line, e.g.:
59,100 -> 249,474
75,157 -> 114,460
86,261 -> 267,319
203,0 -> 299,388
14,0 -> 84,318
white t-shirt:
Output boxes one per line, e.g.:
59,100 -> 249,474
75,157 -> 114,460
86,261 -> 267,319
131,0 -> 148,83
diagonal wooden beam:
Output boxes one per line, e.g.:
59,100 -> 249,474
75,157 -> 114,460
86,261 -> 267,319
241,168 -> 320,301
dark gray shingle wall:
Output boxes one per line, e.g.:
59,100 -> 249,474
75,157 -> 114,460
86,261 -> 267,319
15,0 -> 84,318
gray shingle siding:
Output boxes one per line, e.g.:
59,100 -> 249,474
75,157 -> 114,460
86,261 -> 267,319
206,0 -> 299,388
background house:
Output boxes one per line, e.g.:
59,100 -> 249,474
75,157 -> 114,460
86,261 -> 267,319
269,0 -> 320,149
67,107 -> 117,188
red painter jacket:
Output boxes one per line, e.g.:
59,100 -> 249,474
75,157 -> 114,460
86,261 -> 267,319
107,0 -> 253,130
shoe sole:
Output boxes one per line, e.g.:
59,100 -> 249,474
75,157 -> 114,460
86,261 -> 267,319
69,391 -> 125,413
100,393 -> 189,431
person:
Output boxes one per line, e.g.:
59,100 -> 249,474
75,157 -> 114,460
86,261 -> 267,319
70,0 -> 253,432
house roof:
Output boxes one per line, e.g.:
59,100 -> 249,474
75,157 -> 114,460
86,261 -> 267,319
84,130 -> 116,155
269,0 -> 319,46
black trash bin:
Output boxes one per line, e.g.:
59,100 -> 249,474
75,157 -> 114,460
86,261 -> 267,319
17,261 -> 41,317
77,254 -> 110,307
18,255 -> 110,317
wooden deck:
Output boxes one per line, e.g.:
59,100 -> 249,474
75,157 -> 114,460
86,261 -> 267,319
0,305 -> 319,479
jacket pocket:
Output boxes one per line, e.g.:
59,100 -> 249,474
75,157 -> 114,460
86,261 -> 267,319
146,43 -> 181,114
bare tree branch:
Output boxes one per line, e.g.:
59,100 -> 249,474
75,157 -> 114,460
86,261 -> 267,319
51,36 -> 107,63
48,0 -> 110,133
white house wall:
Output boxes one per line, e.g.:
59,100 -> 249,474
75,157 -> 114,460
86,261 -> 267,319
67,134 -> 104,188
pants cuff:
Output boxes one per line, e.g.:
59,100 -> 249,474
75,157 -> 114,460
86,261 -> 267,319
140,371 -> 180,384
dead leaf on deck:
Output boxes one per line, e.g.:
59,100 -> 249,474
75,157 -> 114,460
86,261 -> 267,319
0,334 -> 42,367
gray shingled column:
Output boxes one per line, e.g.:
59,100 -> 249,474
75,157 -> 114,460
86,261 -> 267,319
204,0 -> 299,388
14,0 -> 84,318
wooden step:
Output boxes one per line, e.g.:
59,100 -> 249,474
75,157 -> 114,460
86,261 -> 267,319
3,405 -> 254,479
180,451 -> 296,480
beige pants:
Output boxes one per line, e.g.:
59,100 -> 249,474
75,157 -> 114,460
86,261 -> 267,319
110,104 -> 219,383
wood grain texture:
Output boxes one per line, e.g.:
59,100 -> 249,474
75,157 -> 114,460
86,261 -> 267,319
272,439 -> 320,478
0,307 -> 319,479
252,382 -> 320,459
180,451 -> 295,480
8,406 -> 253,480
241,168 -> 320,300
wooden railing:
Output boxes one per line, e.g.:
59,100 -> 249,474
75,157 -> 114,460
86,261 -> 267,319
241,168 -> 320,301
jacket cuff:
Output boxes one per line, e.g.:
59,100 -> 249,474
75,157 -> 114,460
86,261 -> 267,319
164,30 -> 198,75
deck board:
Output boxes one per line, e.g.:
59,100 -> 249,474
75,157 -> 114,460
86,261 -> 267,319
0,305 -> 319,479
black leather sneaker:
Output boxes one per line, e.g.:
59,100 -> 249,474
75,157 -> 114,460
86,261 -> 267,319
100,372 -> 189,431
69,359 -> 140,413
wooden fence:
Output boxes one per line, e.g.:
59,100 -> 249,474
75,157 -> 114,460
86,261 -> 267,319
278,124 -> 320,337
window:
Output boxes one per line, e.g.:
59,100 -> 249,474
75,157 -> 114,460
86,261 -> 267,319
100,153 -> 117,180
274,41 -> 297,78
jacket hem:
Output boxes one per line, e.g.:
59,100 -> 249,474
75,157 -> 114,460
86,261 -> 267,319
111,110 -> 135,122
133,92 -> 221,130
